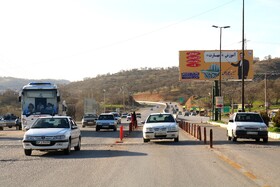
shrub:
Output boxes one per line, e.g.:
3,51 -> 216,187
272,110 -> 280,128
260,111 -> 270,126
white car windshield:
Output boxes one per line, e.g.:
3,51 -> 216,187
98,115 -> 114,120
32,118 -> 70,128
147,114 -> 175,123
235,114 -> 263,122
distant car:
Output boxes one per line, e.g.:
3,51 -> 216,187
136,113 -> 141,118
142,113 -> 179,143
22,116 -> 81,156
96,113 -> 117,131
82,113 -> 98,127
0,113 -> 21,130
126,114 -> 131,121
110,112 -> 121,124
190,112 -> 197,116
121,113 -> 128,118
227,112 -> 268,142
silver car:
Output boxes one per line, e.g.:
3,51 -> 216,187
95,113 -> 117,131
22,116 -> 81,156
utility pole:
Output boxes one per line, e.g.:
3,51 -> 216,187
241,0 -> 245,112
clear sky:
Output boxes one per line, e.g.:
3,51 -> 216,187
0,0 -> 279,82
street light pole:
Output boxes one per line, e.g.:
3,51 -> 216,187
212,25 -> 230,120
103,89 -> 106,113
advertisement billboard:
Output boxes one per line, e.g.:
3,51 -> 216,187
179,50 -> 254,81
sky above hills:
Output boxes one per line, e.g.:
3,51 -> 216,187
0,0 -> 279,81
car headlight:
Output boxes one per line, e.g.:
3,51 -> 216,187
53,135 -> 66,140
168,126 -> 177,131
236,126 -> 245,130
24,135 -> 35,140
259,126 -> 268,131
145,127 -> 153,132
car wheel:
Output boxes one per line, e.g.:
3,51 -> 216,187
63,139 -> 71,155
24,149 -> 32,156
74,137 -> 81,151
82,125 -> 85,128
263,138 -> 268,143
114,127 -> 117,131
0,127 -> 3,131
96,126 -> 100,131
255,138 -> 260,142
174,136 -> 179,142
143,138 -> 150,143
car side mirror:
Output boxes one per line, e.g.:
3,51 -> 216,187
229,119 -> 234,123
24,126 -> 30,131
71,126 -> 78,129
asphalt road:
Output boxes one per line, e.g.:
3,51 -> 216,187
0,103 -> 280,187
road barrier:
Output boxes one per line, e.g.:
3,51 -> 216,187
120,125 -> 124,141
178,120 -> 213,148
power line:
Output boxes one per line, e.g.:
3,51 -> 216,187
90,0 -> 238,51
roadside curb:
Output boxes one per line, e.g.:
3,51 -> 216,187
208,121 -> 280,140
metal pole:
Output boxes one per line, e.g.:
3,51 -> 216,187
212,25 -> 230,119
103,89 -> 106,113
219,27 -> 222,121
241,0 -> 245,112
219,27 -> 222,97
265,73 -> 267,112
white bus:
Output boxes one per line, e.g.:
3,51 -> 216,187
19,82 -> 61,129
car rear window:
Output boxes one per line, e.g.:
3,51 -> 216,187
235,113 -> 263,122
147,114 -> 175,123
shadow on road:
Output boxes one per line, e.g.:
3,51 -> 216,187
37,149 -> 147,159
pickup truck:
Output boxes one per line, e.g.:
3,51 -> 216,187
0,114 -> 21,130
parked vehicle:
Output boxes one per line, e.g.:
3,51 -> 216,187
227,112 -> 268,142
82,113 -> 98,127
142,113 -> 179,143
95,113 -> 117,131
22,116 -> 81,156
0,114 -> 21,130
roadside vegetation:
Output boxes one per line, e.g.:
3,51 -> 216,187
0,58 -> 279,122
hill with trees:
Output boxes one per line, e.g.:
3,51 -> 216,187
0,58 -> 279,120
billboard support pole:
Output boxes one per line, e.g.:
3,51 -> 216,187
241,0 -> 245,112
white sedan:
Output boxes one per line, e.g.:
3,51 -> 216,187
22,116 -> 81,156
142,113 -> 179,143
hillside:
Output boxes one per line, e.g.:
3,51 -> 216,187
0,77 -> 70,92
0,58 -> 279,120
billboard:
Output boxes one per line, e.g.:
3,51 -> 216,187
179,50 -> 254,81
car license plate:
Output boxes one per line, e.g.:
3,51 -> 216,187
36,141 -> 51,145
247,132 -> 258,135
155,132 -> 166,136
103,126 -> 109,128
